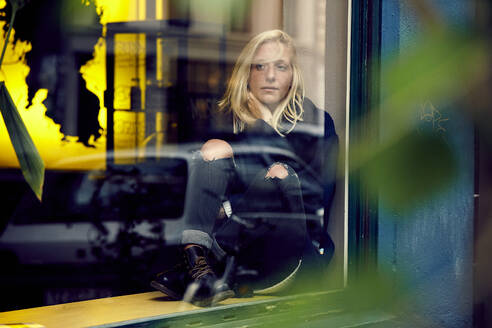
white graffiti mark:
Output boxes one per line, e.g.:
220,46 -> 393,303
419,101 -> 449,134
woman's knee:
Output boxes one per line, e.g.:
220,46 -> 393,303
200,139 -> 234,161
265,162 -> 291,180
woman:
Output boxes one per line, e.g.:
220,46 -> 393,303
151,30 -> 338,306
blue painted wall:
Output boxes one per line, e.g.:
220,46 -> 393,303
378,1 -> 474,327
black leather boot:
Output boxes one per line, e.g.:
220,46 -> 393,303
151,245 -> 234,306
151,261 -> 188,300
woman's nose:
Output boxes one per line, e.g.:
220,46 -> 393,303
265,65 -> 275,81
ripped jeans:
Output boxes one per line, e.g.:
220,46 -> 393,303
180,143 -> 308,290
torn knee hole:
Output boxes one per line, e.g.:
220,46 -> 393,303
265,163 -> 289,180
201,139 -> 234,161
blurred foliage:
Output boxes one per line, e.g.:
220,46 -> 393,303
60,0 -> 100,29
172,0 -> 248,30
343,0 -> 492,321
381,29 -> 487,137
295,266 -> 400,316
341,272 -> 396,314
362,130 -> 457,210
351,27 -> 489,211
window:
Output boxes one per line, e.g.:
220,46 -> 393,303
0,0 -> 353,319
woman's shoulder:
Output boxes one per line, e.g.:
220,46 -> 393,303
295,98 -> 336,137
302,97 -> 318,113
302,98 -> 333,120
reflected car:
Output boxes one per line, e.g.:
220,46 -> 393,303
0,139 -> 328,310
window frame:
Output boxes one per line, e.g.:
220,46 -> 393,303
96,1 -> 389,326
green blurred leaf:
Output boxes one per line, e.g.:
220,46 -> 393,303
342,269 -> 398,313
0,82 -> 44,200
376,30 -> 482,209
170,0 -> 190,19
362,131 -> 457,211
61,0 -> 100,28
350,29 -> 485,211
381,30 -> 488,138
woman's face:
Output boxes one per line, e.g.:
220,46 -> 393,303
248,41 -> 293,111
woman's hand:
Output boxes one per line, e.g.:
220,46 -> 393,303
248,91 -> 273,123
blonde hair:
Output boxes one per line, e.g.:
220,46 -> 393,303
218,30 -> 304,135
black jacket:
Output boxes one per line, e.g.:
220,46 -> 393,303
237,98 -> 339,287
239,98 -> 338,219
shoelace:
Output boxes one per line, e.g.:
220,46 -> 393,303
189,256 -> 214,280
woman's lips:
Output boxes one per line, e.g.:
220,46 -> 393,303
261,87 -> 278,91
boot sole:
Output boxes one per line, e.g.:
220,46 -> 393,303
212,289 -> 235,304
151,280 -> 234,307
193,289 -> 235,307
150,280 -> 182,300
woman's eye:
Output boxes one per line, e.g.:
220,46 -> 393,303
277,64 -> 288,71
255,64 -> 265,70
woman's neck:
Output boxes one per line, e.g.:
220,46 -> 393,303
258,105 -> 273,123
247,92 -> 275,126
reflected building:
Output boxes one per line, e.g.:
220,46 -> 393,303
0,0 -> 338,310
106,0 -> 327,164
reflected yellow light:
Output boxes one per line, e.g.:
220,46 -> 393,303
0,0 -> 143,170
